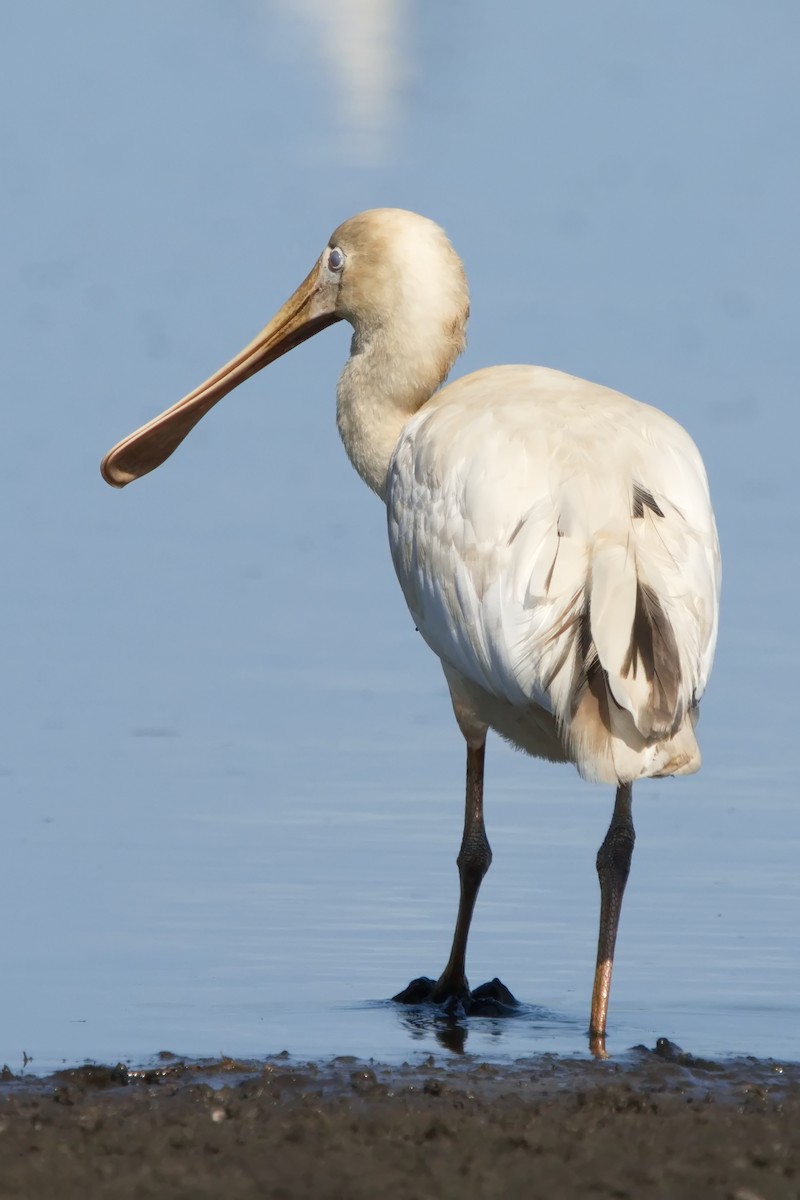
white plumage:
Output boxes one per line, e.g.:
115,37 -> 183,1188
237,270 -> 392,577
101,207 -> 721,1050
387,363 -> 720,784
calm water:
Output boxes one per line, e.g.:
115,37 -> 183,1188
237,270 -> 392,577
2,1 -> 798,1075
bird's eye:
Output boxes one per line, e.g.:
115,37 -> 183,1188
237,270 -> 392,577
327,247 -> 345,272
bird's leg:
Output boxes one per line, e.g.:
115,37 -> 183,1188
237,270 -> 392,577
430,739 -> 491,1007
589,781 -> 635,1055
393,734 -> 515,1014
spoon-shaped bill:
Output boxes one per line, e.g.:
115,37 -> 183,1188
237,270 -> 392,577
101,263 -> 341,488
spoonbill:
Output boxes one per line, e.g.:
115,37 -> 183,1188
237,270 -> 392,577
101,208 -> 720,1051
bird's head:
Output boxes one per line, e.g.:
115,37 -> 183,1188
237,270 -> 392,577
100,208 -> 468,488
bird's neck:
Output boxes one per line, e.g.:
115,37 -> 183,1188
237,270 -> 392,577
336,321 -> 463,500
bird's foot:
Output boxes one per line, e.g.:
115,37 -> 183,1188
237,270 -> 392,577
471,977 -> 519,1014
392,975 -> 519,1017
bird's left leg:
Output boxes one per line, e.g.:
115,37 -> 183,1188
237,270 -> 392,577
589,781 -> 635,1055
393,730 -> 517,1015
430,736 -> 491,1008
393,673 -> 516,1015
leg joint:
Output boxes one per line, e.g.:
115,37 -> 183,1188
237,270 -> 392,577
596,823 -> 635,877
457,837 -> 492,880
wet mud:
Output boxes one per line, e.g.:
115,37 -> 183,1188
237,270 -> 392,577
1,1044 -> 798,1198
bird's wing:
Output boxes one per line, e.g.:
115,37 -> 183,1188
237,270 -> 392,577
386,365 -> 720,740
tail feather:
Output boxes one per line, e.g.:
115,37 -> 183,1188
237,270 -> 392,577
587,538 -> 683,739
622,580 -> 683,733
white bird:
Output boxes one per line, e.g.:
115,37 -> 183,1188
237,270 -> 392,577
101,209 -> 720,1052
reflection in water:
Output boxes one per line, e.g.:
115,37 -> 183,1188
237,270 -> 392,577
267,0 -> 407,161
399,1010 -> 469,1055
392,1001 -> 571,1056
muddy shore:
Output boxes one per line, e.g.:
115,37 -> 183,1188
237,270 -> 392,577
1,1044 -> 798,1199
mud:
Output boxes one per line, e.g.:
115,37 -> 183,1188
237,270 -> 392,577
1,1044 -> 798,1198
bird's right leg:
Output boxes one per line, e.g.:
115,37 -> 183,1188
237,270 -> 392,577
589,781 -> 635,1056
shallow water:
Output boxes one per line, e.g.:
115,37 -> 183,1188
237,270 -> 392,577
1,2 -> 798,1076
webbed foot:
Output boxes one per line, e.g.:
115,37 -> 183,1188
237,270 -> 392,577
392,975 -> 518,1017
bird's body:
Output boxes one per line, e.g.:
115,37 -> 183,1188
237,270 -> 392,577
387,363 -> 719,785
101,208 -> 720,1052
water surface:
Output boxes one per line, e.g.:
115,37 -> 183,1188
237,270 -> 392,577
1,1 -> 798,1075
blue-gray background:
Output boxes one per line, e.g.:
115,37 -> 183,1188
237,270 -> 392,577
2,1 -> 797,1072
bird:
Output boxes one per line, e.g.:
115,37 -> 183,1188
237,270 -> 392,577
101,208 -> 720,1053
